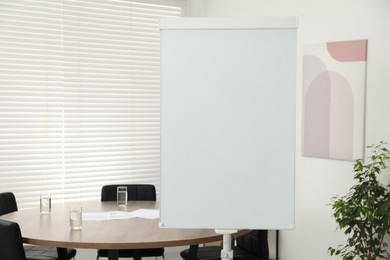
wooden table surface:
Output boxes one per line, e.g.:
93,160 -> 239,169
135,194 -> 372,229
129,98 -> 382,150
0,200 -> 245,250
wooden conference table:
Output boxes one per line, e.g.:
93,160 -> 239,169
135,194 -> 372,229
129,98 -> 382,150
0,201 -> 246,260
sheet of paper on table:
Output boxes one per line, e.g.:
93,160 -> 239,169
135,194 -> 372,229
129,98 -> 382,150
83,209 -> 159,221
131,209 -> 160,219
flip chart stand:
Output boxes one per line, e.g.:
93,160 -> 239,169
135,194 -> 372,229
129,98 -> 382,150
215,229 -> 237,260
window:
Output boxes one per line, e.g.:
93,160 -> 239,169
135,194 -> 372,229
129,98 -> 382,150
0,0 -> 187,209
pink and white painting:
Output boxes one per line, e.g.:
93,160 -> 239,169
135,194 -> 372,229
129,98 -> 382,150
302,39 -> 367,161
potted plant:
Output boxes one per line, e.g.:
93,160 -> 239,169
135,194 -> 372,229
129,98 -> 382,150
329,141 -> 390,260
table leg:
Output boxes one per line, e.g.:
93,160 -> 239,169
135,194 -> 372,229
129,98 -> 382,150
134,249 -> 142,260
56,247 -> 67,260
188,244 -> 199,260
108,250 -> 119,260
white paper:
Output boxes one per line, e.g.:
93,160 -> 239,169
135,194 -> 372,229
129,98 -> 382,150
82,209 -> 159,221
131,209 -> 160,219
82,211 -> 135,221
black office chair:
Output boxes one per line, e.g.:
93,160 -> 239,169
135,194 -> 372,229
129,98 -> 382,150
101,184 -> 157,202
0,192 -> 77,260
96,184 -> 165,260
0,218 -> 58,260
0,192 -> 18,216
180,230 -> 269,260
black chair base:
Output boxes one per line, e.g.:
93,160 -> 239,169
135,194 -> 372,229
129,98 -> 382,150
97,248 -> 164,259
25,245 -> 77,260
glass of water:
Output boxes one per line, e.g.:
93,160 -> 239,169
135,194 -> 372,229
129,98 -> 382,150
69,206 -> 82,230
40,193 -> 51,214
117,186 -> 127,206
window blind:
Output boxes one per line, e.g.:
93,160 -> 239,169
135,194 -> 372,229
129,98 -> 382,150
0,0 -> 187,209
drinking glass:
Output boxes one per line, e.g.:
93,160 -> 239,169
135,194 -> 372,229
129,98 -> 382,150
117,186 -> 127,206
40,193 -> 51,214
69,206 -> 82,230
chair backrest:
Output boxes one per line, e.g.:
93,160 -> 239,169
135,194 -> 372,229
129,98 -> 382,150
0,192 -> 18,216
0,219 -> 27,260
235,230 -> 269,259
101,184 -> 156,201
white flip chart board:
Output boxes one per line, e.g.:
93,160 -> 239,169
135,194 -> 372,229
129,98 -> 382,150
160,18 -> 297,230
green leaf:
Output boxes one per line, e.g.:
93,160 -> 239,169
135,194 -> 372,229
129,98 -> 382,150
328,141 -> 390,260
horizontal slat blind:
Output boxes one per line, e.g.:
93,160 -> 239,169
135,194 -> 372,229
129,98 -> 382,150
0,0 -> 64,208
0,0 -> 187,208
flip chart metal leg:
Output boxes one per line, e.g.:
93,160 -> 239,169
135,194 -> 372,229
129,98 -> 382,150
215,229 -> 237,260
221,233 -> 233,260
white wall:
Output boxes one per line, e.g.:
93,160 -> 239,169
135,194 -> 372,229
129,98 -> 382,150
190,1 -> 390,260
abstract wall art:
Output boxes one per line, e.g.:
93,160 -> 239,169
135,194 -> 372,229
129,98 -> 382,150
302,39 -> 367,161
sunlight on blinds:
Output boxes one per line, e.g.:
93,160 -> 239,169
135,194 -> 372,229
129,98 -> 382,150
0,0 -> 187,208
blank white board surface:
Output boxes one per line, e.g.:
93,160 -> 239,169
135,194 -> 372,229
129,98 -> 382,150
160,18 -> 297,230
